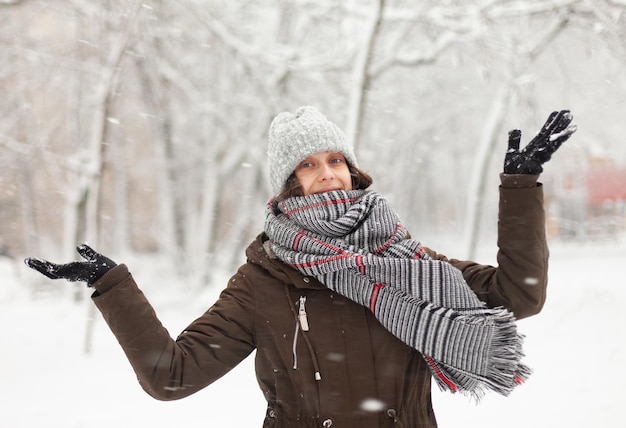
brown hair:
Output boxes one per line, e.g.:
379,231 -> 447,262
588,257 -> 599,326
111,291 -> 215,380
275,163 -> 373,201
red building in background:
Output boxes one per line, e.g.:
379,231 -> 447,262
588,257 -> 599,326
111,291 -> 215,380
545,161 -> 626,239
587,166 -> 626,205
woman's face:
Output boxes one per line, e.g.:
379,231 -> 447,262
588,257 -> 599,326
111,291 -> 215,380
294,151 -> 353,196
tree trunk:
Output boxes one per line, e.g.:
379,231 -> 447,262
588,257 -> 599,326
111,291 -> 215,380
462,85 -> 511,260
82,1 -> 143,354
345,0 -> 385,152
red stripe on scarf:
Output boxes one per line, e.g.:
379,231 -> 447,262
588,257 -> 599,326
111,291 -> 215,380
293,229 -> 306,251
414,246 -> 426,259
356,255 -> 365,274
424,355 -> 458,392
283,196 -> 362,217
369,283 -> 384,313
373,222 -> 406,254
307,235 -> 346,255
291,254 -> 352,269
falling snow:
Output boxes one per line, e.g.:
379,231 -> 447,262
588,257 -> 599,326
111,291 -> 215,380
2,238 -> 625,427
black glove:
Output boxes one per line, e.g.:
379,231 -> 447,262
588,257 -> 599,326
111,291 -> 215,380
504,110 -> 577,174
24,244 -> 117,286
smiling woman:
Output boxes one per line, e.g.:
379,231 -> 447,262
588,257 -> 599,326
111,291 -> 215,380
294,152 -> 353,196
267,106 -> 359,195
277,158 -> 373,201
24,105 -> 577,428
269,106 -> 374,200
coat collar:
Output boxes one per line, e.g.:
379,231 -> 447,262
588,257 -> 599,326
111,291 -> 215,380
246,233 -> 326,290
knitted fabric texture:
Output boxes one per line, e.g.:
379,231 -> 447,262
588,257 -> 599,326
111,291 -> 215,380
264,189 -> 531,398
267,106 -> 358,195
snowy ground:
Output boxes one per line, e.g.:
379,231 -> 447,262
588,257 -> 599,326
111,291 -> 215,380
2,238 -> 625,428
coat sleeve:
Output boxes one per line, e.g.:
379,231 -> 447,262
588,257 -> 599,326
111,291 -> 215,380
425,175 -> 549,319
91,263 -> 257,400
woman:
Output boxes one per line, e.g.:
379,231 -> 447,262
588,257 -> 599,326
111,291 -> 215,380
25,106 -> 576,427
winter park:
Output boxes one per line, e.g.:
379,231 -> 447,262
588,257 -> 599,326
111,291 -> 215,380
2,2 -> 626,428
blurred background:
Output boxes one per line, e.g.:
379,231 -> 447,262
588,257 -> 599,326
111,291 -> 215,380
2,2 -> 626,427
1,0 -> 625,285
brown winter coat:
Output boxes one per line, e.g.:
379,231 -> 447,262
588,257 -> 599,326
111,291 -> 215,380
92,175 -> 548,427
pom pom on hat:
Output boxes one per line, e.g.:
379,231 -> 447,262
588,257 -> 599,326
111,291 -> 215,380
267,106 -> 358,195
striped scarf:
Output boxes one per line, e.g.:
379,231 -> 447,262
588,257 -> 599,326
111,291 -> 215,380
264,189 -> 531,398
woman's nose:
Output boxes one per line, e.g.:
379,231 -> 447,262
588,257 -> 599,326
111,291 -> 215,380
319,163 -> 334,181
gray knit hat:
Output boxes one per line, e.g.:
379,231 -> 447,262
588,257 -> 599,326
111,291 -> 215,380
267,106 -> 358,195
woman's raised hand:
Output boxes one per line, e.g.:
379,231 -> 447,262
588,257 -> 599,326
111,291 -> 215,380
504,110 -> 577,175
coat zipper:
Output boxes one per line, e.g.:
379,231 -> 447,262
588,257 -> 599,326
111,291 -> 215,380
292,296 -> 310,370
284,287 -> 322,381
298,295 -> 310,331
297,295 -> 321,380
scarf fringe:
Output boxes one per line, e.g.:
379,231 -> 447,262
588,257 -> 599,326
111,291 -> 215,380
428,307 -> 532,400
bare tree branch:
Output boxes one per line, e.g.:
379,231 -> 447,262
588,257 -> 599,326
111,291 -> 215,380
0,0 -> 28,6
525,13 -> 571,60
370,30 -> 457,78
486,0 -> 583,18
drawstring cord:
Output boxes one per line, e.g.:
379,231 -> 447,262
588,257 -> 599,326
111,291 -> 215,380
283,285 -> 322,381
291,322 -> 299,370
